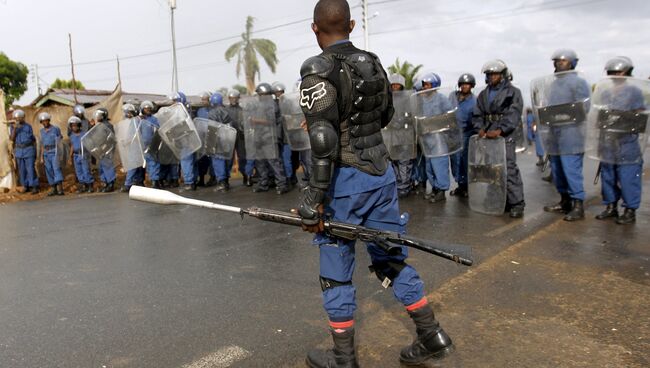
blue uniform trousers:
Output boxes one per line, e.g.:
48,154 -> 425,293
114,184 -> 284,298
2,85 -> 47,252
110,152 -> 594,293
534,131 -> 545,157
99,157 -> 116,184
600,162 -> 643,209
73,153 -> 94,184
314,178 -> 425,321
212,158 -> 231,182
180,155 -> 196,184
281,144 -> 293,178
549,154 -> 585,201
43,151 -> 63,185
425,156 -> 450,191
144,154 -> 161,181
17,156 -> 39,188
450,135 -> 471,188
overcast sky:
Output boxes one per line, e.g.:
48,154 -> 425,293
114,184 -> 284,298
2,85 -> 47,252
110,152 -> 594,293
1,0 -> 648,106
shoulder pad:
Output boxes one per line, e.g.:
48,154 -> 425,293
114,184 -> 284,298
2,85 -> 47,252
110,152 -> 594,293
300,55 -> 334,79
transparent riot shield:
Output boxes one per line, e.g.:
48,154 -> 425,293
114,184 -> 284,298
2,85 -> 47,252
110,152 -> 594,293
241,95 -> 278,159
468,135 -> 507,216
280,92 -> 310,151
412,89 -> 462,158
586,76 -> 650,165
530,71 -> 591,155
514,118 -> 527,153
81,123 -> 116,161
382,90 -> 416,160
155,103 -> 202,160
115,118 -> 145,171
55,137 -> 68,169
194,118 -> 237,160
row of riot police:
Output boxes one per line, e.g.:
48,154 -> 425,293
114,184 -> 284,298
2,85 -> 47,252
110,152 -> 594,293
381,51 -> 648,222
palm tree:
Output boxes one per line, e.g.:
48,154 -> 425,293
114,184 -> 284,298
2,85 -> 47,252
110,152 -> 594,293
225,16 -> 278,95
387,58 -> 423,90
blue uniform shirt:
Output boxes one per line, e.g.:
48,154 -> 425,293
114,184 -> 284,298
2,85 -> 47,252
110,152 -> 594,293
421,91 -> 452,116
196,107 -> 210,119
140,115 -> 160,147
548,72 -> 591,107
40,126 -> 62,152
450,91 -> 477,134
70,132 -> 84,152
10,123 -> 36,158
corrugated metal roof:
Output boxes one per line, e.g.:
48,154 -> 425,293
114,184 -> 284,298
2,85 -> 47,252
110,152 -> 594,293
29,88 -> 202,108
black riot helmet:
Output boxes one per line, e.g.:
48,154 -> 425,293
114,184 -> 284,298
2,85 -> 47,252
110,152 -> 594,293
457,73 -> 476,87
255,83 -> 273,96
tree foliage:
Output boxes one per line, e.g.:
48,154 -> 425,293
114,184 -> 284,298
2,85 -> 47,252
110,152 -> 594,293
51,78 -> 85,90
225,16 -> 278,94
387,58 -> 423,90
0,52 -> 28,107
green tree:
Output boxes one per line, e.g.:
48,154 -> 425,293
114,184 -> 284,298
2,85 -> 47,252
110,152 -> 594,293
0,53 -> 29,107
51,78 -> 85,90
232,84 -> 248,95
225,16 -> 278,94
387,58 -> 423,90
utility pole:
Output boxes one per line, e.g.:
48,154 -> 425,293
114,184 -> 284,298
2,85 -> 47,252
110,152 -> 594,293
362,0 -> 369,51
169,0 -> 179,93
30,64 -> 42,96
68,33 -> 78,104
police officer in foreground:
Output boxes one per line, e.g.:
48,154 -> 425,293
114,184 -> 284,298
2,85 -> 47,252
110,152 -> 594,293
298,1 -> 453,366
9,109 -> 39,194
38,112 -> 65,196
541,49 -> 591,221
595,57 -> 646,224
472,59 -> 525,218
449,73 -> 477,198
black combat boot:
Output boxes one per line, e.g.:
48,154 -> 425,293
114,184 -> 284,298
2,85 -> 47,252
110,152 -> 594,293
196,175 -> 205,187
509,205 -> 525,218
243,175 -> 253,187
542,173 -> 553,182
450,186 -> 468,198
543,193 -> 571,214
252,185 -> 268,193
76,185 -> 84,194
56,183 -> 65,196
86,183 -> 94,193
564,199 -> 584,221
182,183 -> 197,192
400,305 -> 453,365
306,328 -> 358,368
276,185 -> 290,195
216,181 -> 229,193
429,190 -> 446,203
205,177 -> 217,187
30,186 -> 40,195
120,185 -> 130,193
616,208 -> 636,225
103,182 -> 115,193
47,185 -> 57,197
595,203 -> 618,220
152,180 -> 162,189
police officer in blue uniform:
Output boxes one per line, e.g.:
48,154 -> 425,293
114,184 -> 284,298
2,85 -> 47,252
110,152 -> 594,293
542,49 -> 591,221
420,72 -> 454,203
207,92 -> 236,192
139,101 -> 162,188
38,112 -> 65,196
387,73 -> 415,198
252,82 -> 290,195
168,91 -> 195,191
595,57 -> 646,224
72,105 -> 90,134
93,108 -> 117,193
68,116 -> 94,193
195,92 -> 213,187
120,104 -> 145,192
273,82 -> 297,186
449,73 -> 477,198
9,109 -> 39,194
298,1 -> 453,366
226,89 -> 255,187
473,59 -> 525,218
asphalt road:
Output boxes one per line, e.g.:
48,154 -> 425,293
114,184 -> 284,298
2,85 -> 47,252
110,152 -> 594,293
0,149 -> 647,368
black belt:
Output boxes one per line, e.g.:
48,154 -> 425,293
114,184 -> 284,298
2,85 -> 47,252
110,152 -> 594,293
15,143 -> 34,148
44,145 -> 56,150
486,114 -> 503,123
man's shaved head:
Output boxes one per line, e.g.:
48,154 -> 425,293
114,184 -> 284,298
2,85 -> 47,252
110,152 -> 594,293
314,0 -> 351,36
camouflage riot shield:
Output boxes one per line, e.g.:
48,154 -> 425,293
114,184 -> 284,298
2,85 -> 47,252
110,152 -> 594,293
412,89 -> 462,158
155,103 -> 202,160
241,95 -> 278,159
586,76 -> 649,165
81,123 -> 116,161
280,92 -> 310,151
382,90 -> 416,160
194,118 -> 237,160
115,118 -> 145,171
530,71 -> 591,155
468,135 -> 507,216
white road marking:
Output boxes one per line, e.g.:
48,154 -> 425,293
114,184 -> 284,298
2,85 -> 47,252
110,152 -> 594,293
182,346 -> 252,368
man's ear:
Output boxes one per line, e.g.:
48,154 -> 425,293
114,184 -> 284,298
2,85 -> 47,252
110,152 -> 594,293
349,19 -> 356,33
311,22 -> 319,35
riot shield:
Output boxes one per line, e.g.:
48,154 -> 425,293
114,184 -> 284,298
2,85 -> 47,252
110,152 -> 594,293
468,135 -> 507,216
115,118 -> 145,171
382,90 -> 416,160
241,95 -> 278,159
194,118 -> 237,160
412,89 -> 462,158
586,76 -> 650,165
155,103 -> 202,160
530,71 -> 591,155
55,137 -> 68,169
81,123 -> 116,161
280,93 -> 310,151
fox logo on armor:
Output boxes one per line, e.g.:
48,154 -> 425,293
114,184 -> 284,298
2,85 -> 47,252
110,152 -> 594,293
300,82 -> 327,110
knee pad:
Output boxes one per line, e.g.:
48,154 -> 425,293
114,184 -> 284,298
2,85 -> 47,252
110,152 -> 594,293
369,261 -> 406,289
